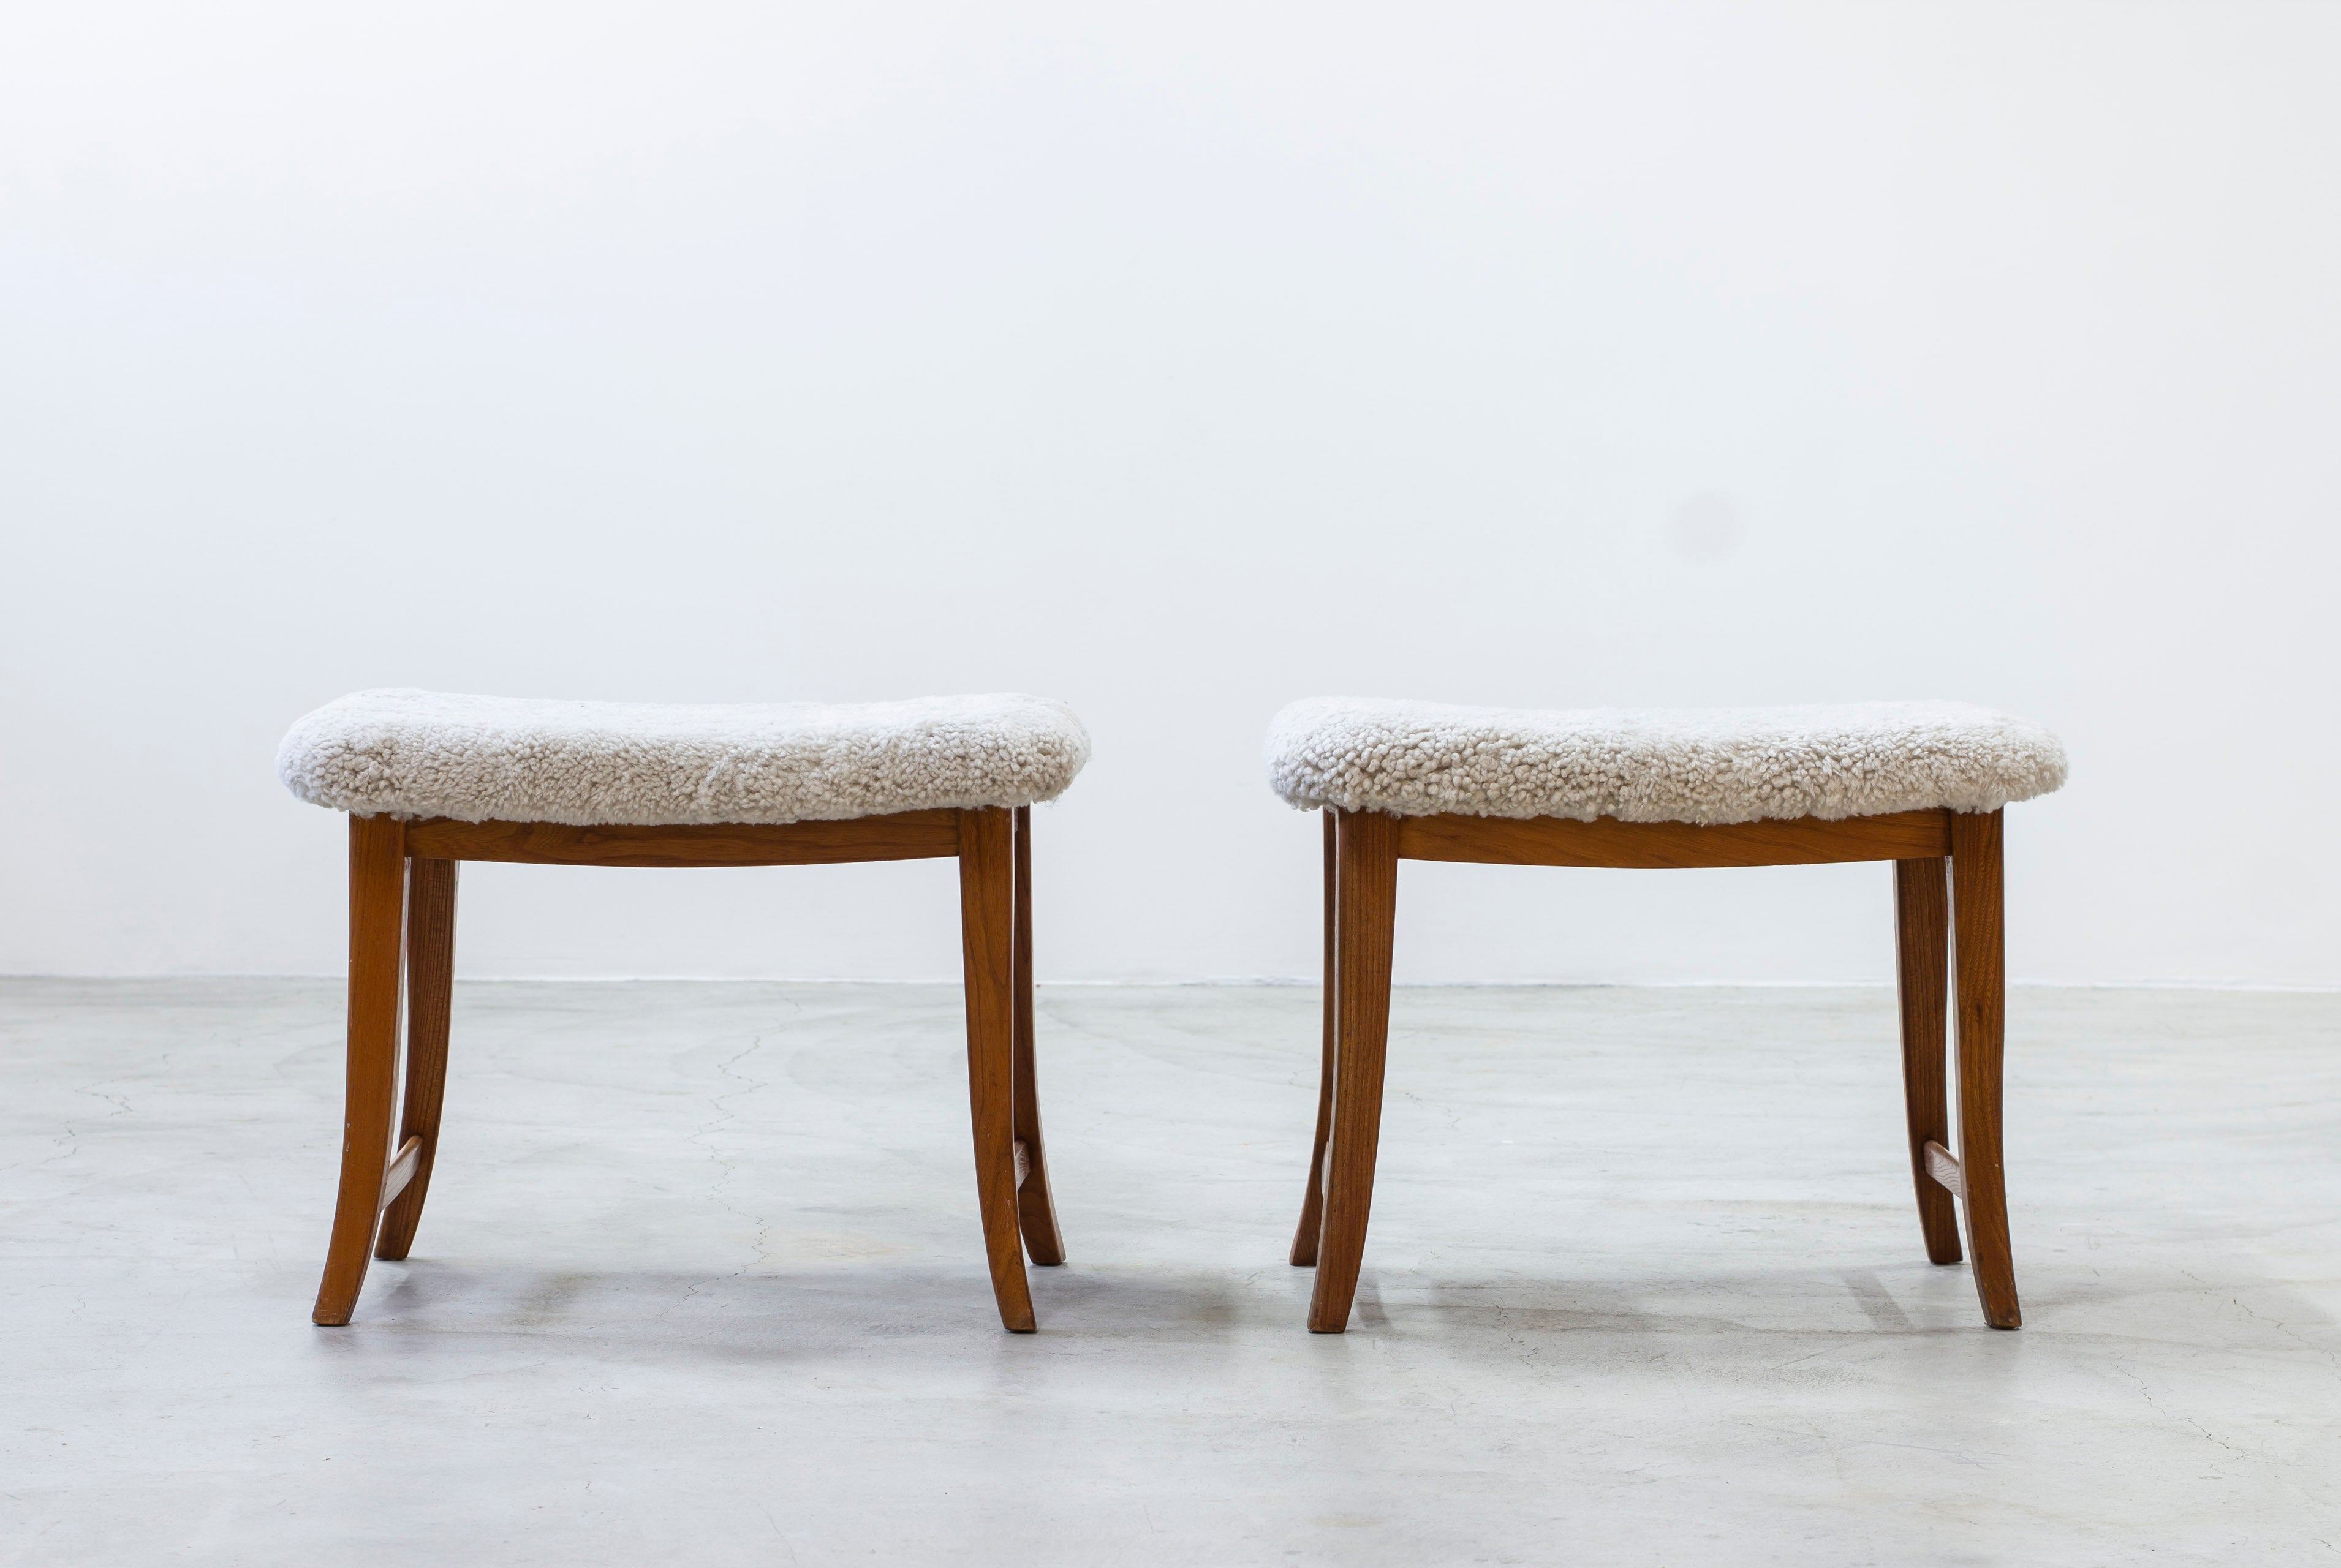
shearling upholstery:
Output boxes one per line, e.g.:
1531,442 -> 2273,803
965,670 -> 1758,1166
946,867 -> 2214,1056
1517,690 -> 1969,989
278,688 -> 1091,825
1265,698 -> 2066,824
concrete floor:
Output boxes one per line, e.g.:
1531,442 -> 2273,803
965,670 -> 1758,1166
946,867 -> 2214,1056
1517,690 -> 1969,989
3,981 -> 2338,1565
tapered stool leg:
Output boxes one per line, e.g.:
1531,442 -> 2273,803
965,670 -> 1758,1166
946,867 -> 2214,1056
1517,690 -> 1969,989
1307,809 -> 1399,1333
959,807 -> 1038,1332
1951,809 -> 2021,1329
1291,810 -> 1338,1266
1894,856 -> 1962,1265
1009,807 -> 1067,1267
376,858 -> 458,1262
313,815 -> 408,1325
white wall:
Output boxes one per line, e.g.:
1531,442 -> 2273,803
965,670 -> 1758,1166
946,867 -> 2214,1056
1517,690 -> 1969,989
4,2 -> 2337,984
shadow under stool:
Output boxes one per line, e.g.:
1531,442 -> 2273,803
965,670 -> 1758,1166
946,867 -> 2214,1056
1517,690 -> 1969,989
1265,696 -> 2070,1334
276,687 -> 1092,1333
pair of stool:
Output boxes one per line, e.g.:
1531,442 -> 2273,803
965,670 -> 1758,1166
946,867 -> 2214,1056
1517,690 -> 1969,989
278,688 -> 2066,1335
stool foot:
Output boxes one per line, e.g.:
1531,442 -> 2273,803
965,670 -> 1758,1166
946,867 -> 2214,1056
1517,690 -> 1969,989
1894,856 -> 1963,1266
313,815 -> 408,1326
1291,812 -> 1337,1268
1306,810 -> 1399,1333
960,807 -> 1038,1332
376,858 -> 458,1262
1009,808 -> 1067,1268
1951,810 -> 2021,1329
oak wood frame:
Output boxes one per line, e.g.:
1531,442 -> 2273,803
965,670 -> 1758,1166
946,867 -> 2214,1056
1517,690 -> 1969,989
1292,805 -> 2019,1333
312,805 -> 1061,1333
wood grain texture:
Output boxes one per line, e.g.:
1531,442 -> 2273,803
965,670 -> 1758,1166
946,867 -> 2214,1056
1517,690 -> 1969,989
1008,805 -> 1066,1267
1951,809 -> 2021,1329
1279,798 -> 2030,1337
1308,809 -> 1400,1333
1396,809 -> 1951,870
375,857 -> 458,1262
379,1135 -> 423,1207
1894,857 -> 1963,1265
1923,1140 -> 1965,1197
1290,809 -> 1337,1267
958,807 -> 1037,1332
312,814 -> 407,1326
403,810 -> 961,868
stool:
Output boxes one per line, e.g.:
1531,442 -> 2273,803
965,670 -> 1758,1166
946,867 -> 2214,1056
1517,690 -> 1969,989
278,688 -> 1091,1333
1265,697 -> 2068,1333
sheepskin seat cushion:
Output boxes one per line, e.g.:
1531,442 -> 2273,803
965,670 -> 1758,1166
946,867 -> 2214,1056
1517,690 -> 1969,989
279,688 -> 1091,826
1266,698 -> 2066,825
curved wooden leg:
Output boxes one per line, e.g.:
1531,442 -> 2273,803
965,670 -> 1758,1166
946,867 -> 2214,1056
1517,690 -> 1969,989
1307,809 -> 1399,1333
1894,856 -> 1962,1265
1010,807 -> 1067,1267
376,859 -> 458,1262
313,815 -> 407,1325
1290,809 -> 1336,1267
959,807 -> 1037,1332
1951,810 -> 2021,1329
